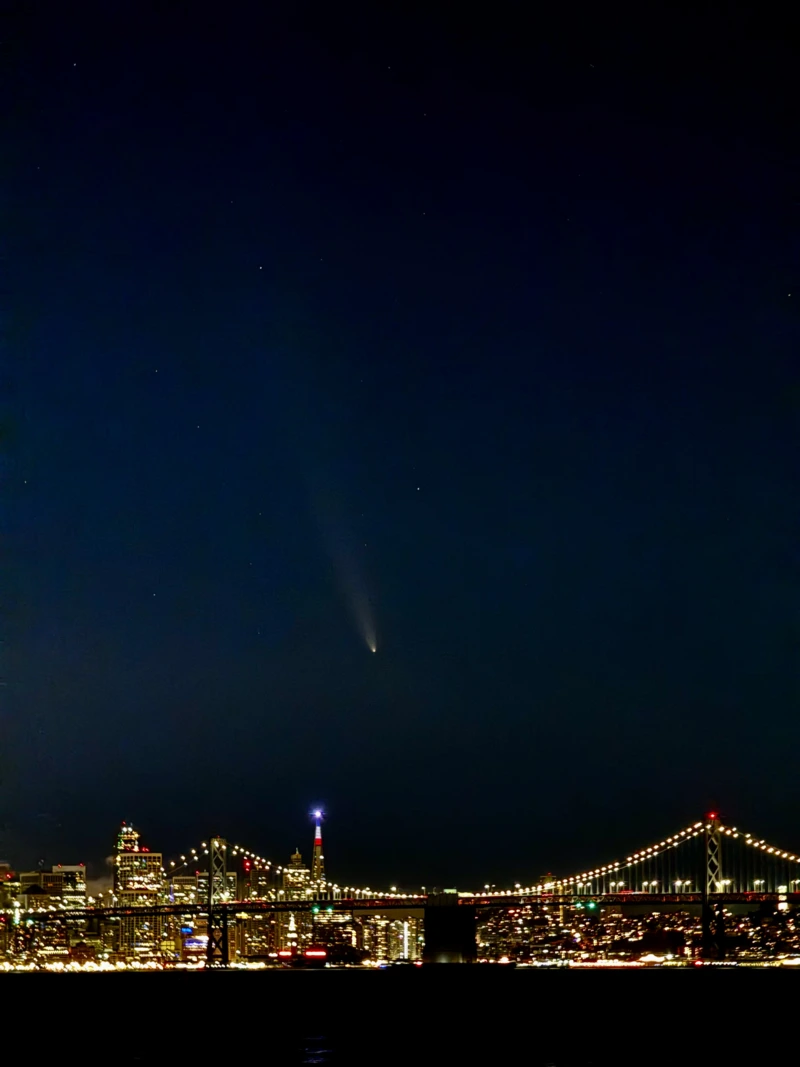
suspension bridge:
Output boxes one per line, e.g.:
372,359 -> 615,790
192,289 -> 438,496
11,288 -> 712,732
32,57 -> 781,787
11,813 -> 800,966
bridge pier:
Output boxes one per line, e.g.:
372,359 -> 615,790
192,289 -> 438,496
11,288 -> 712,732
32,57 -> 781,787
206,836 -> 230,968
701,899 -> 726,960
702,815 -> 726,960
423,892 -> 476,963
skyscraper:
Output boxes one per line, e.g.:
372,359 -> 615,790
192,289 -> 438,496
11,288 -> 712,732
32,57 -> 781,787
283,849 -> 310,899
43,865 -> 87,907
112,822 -> 164,954
113,823 -> 162,898
116,822 -> 140,855
311,810 -> 325,885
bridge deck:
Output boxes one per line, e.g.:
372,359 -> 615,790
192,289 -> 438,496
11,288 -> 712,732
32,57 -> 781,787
15,891 -> 798,923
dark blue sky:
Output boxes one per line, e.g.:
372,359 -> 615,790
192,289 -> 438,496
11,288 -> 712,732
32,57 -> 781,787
5,4 -> 797,885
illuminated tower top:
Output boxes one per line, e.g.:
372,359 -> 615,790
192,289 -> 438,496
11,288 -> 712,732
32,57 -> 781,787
116,822 -> 140,854
311,809 -> 325,885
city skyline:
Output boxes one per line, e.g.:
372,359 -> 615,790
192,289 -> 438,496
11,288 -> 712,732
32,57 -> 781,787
2,809 -> 799,969
4,808 -> 799,901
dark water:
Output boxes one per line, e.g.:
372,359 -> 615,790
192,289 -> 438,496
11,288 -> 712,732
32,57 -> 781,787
5,968 -> 794,1062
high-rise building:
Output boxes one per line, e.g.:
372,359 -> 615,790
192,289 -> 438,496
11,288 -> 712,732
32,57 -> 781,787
0,866 -> 18,910
279,847 -> 312,953
42,865 -> 87,907
113,822 -> 163,899
283,849 -> 310,899
116,822 -> 140,854
244,866 -> 273,901
113,822 -> 164,955
15,865 -> 87,912
360,914 -> 424,962
19,871 -> 42,893
170,875 -> 199,905
311,810 -> 325,885
116,851 -> 163,898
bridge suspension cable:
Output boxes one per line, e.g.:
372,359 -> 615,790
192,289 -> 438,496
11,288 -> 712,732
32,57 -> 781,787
508,816 -> 800,898
164,839 -> 276,889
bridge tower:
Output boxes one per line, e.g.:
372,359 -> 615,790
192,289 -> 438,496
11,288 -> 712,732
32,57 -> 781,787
702,812 -> 725,958
705,813 -> 722,896
206,836 -> 229,968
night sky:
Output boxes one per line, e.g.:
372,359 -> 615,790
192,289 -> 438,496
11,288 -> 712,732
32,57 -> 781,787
5,6 -> 797,887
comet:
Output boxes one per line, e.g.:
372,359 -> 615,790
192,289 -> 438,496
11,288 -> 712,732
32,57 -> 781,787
361,615 -> 378,655
308,483 -> 379,656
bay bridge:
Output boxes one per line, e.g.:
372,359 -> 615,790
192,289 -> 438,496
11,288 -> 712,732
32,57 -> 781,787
11,813 -> 800,966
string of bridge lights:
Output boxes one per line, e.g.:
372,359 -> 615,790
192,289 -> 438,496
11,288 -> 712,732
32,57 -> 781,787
163,842 -> 417,899
719,824 -> 800,864
498,820 -> 709,897
548,820 -> 800,896
163,839 -> 430,900
163,820 -> 800,901
542,820 -> 800,896
473,818 -> 800,899
165,841 -> 275,879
